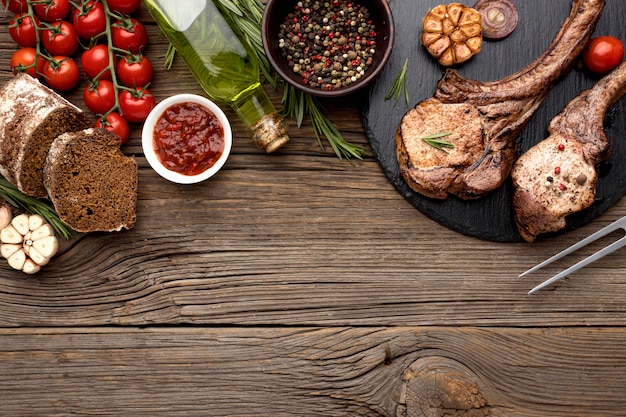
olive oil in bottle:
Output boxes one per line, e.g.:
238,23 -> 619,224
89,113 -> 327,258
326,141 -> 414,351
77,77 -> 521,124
143,0 -> 289,152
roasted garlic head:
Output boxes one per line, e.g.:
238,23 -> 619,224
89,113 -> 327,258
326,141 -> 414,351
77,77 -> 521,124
421,3 -> 483,66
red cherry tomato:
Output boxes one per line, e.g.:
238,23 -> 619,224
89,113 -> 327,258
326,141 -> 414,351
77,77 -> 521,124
8,13 -> 40,48
41,20 -> 79,56
41,56 -> 80,91
106,0 -> 142,15
10,47 -> 43,78
84,80 -> 116,115
119,88 -> 156,123
33,0 -> 71,22
72,0 -> 106,40
95,112 -> 130,144
81,44 -> 117,80
111,17 -> 148,53
583,36 -> 625,74
117,54 -> 153,88
1,0 -> 27,13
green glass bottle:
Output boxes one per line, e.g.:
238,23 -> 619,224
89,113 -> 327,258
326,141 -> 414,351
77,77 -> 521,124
143,0 -> 289,152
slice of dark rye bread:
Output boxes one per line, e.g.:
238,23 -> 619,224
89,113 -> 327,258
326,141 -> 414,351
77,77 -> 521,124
44,128 -> 138,233
0,74 -> 91,198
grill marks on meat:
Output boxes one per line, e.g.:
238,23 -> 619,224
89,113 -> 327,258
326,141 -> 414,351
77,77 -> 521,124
512,61 -> 626,242
396,0 -> 605,200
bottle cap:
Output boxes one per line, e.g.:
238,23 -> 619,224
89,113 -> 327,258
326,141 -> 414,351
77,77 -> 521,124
251,113 -> 289,153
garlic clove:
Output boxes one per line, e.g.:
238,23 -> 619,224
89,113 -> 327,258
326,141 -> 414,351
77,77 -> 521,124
0,204 -> 12,230
28,214 -> 45,231
28,247 -> 50,266
0,243 -> 21,259
31,224 -> 55,240
7,249 -> 26,270
22,259 -> 41,274
1,225 -> 24,244
11,213 -> 30,236
32,235 -> 58,258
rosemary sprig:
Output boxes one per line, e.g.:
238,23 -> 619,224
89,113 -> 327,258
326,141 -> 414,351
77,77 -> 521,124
385,58 -> 410,107
420,132 -> 454,153
214,0 -> 364,160
0,178 -> 73,239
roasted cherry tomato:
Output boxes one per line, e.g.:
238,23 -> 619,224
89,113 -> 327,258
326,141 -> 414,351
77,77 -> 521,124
106,0 -> 142,15
33,0 -> 71,22
41,55 -> 80,91
72,0 -> 106,40
117,54 -> 153,88
95,112 -> 130,144
119,88 -> 156,123
8,13 -> 40,47
583,36 -> 625,74
2,0 -> 27,13
84,79 -> 116,115
10,47 -> 43,78
111,17 -> 148,53
41,20 -> 79,56
81,44 -> 117,80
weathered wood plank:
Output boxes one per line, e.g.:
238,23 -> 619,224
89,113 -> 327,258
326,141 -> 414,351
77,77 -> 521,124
1,326 -> 625,416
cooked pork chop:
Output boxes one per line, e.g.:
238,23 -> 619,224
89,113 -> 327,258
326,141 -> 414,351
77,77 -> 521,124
512,61 -> 626,242
396,0 -> 605,200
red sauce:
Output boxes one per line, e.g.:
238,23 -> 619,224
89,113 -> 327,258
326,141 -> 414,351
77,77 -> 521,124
153,101 -> 225,176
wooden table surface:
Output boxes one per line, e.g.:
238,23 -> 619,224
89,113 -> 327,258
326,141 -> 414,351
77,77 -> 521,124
2,3 -> 626,416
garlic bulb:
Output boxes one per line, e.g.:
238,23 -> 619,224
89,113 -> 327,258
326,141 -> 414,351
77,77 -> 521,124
0,213 -> 59,274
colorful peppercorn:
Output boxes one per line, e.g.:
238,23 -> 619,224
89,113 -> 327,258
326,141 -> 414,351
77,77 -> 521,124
278,0 -> 377,91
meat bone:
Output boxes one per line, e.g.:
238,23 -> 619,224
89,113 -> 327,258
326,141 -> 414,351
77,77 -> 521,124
512,60 -> 626,242
396,0 -> 605,200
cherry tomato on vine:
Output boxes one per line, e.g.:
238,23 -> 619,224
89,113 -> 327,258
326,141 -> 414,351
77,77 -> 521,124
41,56 -> 80,91
583,36 -> 625,74
72,0 -> 106,40
1,0 -> 27,13
10,47 -> 43,78
119,88 -> 156,123
33,0 -> 71,22
111,17 -> 148,54
41,20 -> 79,56
95,112 -> 130,144
81,44 -> 117,80
106,0 -> 142,15
117,54 -> 153,88
84,79 -> 116,115
8,13 -> 40,48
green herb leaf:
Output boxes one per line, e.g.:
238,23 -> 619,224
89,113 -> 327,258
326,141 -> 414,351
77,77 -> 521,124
420,132 -> 454,153
0,178 -> 73,239
385,57 -> 409,107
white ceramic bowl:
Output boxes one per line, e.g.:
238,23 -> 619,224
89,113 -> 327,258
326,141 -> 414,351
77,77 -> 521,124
142,94 -> 232,184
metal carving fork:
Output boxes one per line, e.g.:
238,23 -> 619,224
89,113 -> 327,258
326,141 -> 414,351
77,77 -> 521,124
521,216 -> 626,294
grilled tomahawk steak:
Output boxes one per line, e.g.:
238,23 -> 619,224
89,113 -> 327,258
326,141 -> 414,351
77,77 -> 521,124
395,0 -> 605,200
511,61 -> 626,242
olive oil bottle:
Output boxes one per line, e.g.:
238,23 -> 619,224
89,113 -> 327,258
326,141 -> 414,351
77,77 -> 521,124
143,0 -> 289,152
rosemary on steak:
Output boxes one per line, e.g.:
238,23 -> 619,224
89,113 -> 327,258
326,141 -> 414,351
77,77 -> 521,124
0,178 -> 73,240
420,132 -> 454,153
385,57 -> 409,107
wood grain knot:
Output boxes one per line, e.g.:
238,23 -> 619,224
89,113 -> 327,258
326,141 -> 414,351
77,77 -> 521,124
396,356 -> 496,417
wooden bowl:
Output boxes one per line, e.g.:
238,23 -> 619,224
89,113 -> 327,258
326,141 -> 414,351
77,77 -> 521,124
262,0 -> 395,98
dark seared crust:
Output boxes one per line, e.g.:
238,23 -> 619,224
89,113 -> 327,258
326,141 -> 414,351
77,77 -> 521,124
396,0 -> 605,200
44,128 -> 138,233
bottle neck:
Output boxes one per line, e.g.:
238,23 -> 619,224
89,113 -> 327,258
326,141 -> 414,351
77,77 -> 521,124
228,82 -> 277,128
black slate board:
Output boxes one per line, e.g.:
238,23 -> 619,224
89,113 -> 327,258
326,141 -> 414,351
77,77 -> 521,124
362,0 -> 626,242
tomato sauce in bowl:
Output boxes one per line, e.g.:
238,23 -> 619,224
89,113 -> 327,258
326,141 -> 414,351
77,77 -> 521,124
142,94 -> 232,184
154,102 -> 224,176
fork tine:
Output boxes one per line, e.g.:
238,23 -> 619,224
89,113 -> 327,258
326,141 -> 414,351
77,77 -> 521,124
528,234 -> 626,294
519,216 -> 626,277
